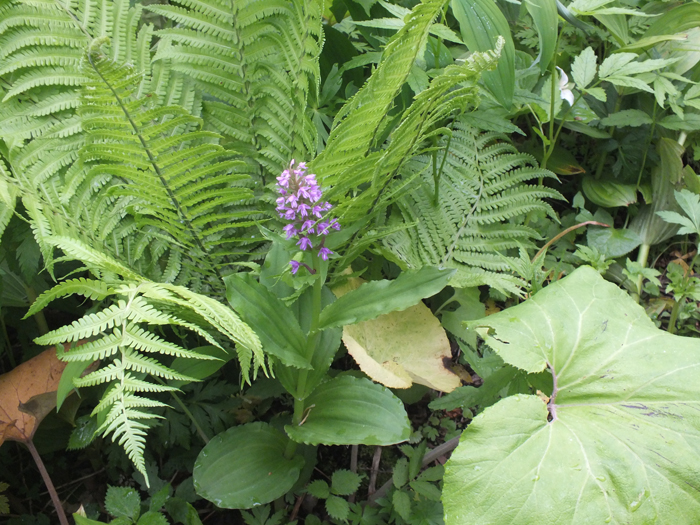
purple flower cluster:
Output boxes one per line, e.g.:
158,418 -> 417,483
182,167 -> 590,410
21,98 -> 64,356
276,160 -> 340,274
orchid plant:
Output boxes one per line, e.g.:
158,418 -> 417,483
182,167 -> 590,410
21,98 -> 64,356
191,161 -> 455,509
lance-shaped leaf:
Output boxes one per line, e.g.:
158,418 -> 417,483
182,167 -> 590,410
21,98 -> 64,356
443,266 -> 700,524
285,376 -> 411,446
523,0 -> 558,73
318,267 -> 454,330
194,422 -> 304,509
224,273 -> 310,369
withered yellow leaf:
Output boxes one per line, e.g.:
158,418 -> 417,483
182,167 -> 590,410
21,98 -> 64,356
335,277 -> 460,392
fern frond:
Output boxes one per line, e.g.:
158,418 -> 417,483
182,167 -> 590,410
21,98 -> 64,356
383,120 -> 563,293
312,0 -> 448,182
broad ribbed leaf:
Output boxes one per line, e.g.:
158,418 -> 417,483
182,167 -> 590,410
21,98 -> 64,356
451,0 -> 515,108
225,273 -> 310,369
194,423 -> 304,509
318,267 -> 454,329
523,0 -> 558,73
443,266 -> 700,524
284,376 -> 411,445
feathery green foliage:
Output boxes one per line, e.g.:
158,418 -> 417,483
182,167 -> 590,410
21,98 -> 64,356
383,121 -> 563,294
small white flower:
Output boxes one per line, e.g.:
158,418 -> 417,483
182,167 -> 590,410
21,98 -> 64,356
557,67 -> 575,106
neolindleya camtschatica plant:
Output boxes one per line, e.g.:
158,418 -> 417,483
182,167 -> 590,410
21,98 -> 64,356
276,160 -> 340,273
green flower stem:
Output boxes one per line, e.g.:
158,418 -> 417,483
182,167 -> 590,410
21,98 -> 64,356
667,296 -> 683,334
285,256 -> 324,459
634,242 -> 650,304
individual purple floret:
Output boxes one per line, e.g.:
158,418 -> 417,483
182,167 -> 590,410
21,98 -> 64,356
277,160 -> 339,273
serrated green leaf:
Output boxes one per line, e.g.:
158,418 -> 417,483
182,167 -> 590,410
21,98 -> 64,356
586,226 -> 641,258
105,486 -> 141,521
68,414 -> 98,450
451,0 -> 515,108
224,273 -> 310,369
445,267 -> 700,523
331,470 -> 361,496
318,267 -> 454,330
306,479 -> 330,499
325,495 -> 349,521
598,109 -> 652,127
392,490 -> 412,521
284,376 -> 410,446
136,511 -> 168,525
585,87 -> 606,101
571,47 -> 597,89
409,480 -> 441,501
194,422 -> 304,509
393,458 -> 410,488
659,113 -> 700,131
418,465 -> 444,482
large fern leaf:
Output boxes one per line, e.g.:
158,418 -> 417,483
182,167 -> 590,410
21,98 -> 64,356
383,121 -> 563,294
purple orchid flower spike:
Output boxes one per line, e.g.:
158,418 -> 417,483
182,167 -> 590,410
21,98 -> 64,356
276,160 -> 340,273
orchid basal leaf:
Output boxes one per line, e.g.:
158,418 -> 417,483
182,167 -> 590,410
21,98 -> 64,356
443,266 -> 700,524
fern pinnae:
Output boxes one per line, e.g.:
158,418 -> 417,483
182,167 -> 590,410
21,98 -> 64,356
35,302 -> 127,344
85,51 -> 224,282
24,277 -> 114,318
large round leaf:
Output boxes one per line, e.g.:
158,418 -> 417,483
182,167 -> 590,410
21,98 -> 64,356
194,423 -> 304,509
285,376 -> 411,446
443,266 -> 700,524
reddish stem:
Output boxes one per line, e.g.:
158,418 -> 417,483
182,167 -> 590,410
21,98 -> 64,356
25,439 -> 69,525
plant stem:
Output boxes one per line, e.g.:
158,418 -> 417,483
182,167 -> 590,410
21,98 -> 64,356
667,296 -> 683,334
285,257 -> 324,459
634,243 -> 650,304
25,439 -> 69,525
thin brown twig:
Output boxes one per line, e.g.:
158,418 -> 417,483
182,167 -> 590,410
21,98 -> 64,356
367,447 -> 382,496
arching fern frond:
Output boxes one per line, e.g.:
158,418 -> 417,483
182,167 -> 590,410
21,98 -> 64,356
383,121 -> 563,295
149,0 -> 323,180
311,0 -> 448,183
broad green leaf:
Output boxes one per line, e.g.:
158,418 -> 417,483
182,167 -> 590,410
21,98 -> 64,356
334,275 -> 460,392
194,422 -> 304,509
581,177 -> 637,208
105,486 -> 141,521
169,346 -> 232,388
659,113 -> 700,131
645,2 -> 700,37
224,273 -> 310,369
331,470 -> 362,495
444,266 -> 700,523
598,53 -> 637,78
318,267 -> 454,329
276,287 -> 341,399
523,0 -> 557,73
56,356 -> 92,410
451,0 -> 515,108
137,512 -> 168,525
571,47 -> 597,89
284,376 -> 411,445
598,109 -> 652,127
586,226 -> 641,258
326,495 -> 349,521
630,138 -> 684,245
